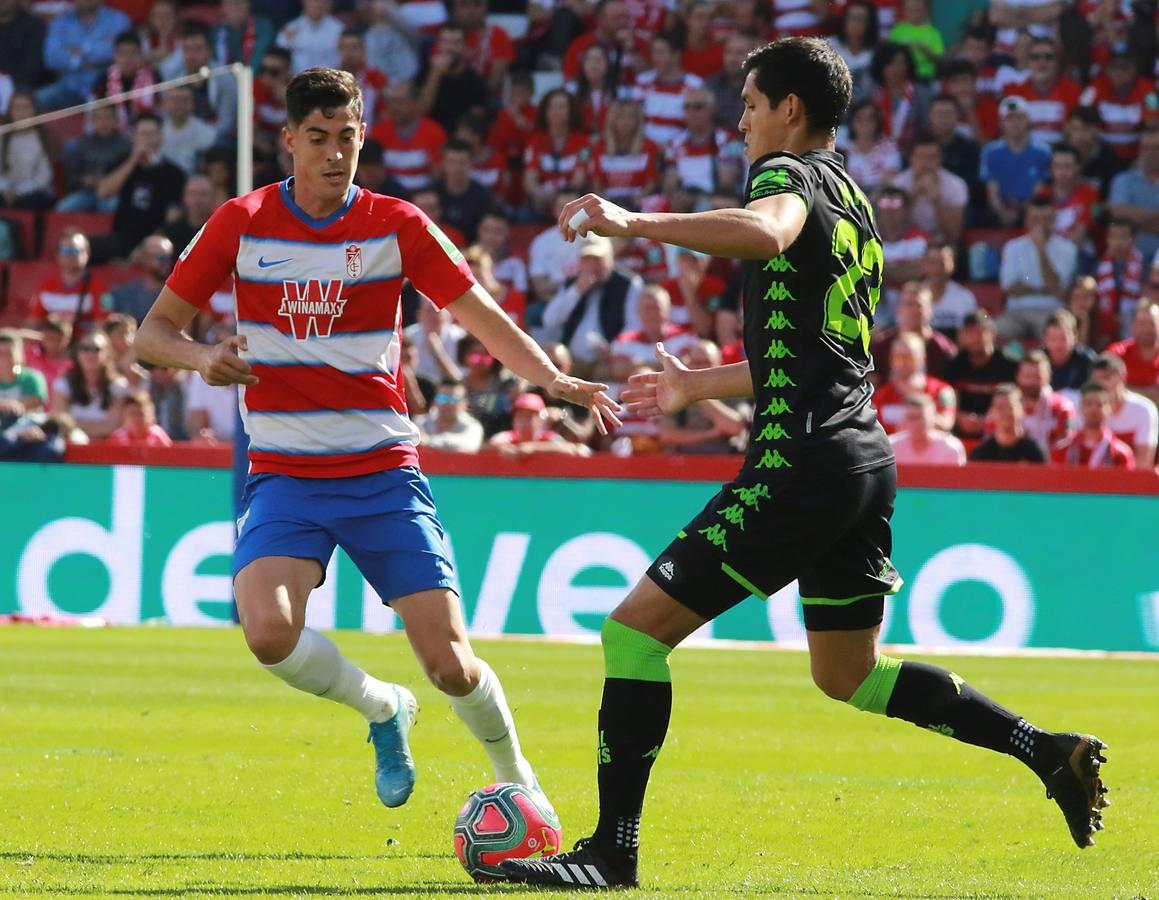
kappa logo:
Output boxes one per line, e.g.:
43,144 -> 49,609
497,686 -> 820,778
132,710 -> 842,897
278,279 -> 348,339
657,559 -> 675,581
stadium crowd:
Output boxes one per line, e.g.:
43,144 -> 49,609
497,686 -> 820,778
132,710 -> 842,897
1,0 -> 1159,470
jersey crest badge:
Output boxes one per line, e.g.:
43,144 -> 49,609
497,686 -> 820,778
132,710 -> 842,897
278,279 -> 348,339
346,243 -> 363,278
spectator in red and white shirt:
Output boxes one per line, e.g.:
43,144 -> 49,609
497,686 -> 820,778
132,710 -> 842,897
958,27 -> 1003,99
1091,352 -> 1158,467
1095,219 -> 1145,344
1079,51 -> 1159,162
370,80 -> 447,192
252,46 -> 290,159
27,229 -> 111,333
989,0 -> 1063,60
1051,381 -> 1136,469
452,112 -> 509,202
1014,349 -> 1075,450
1106,301 -> 1159,402
522,88 -> 590,219
664,87 -> 747,196
1002,37 -> 1080,147
465,245 -> 527,331
870,42 -> 929,150
628,32 -> 704,147
873,332 -> 957,434
589,99 -> 662,211
562,0 -> 650,84
771,0 -> 830,37
488,70 -> 537,172
108,391 -> 172,447
611,284 -> 696,377
869,280 -> 958,384
338,29 -> 388,122
889,394 -> 967,465
450,0 -> 514,94
679,0 -> 724,79
840,99 -> 903,196
1043,143 -> 1099,251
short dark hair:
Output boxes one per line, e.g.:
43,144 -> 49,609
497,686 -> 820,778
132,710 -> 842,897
939,58 -> 976,81
1107,217 -> 1135,235
1027,194 -> 1054,210
180,20 -> 210,42
653,30 -> 682,53
930,93 -> 960,113
1092,353 -> 1126,376
263,46 -> 292,67
962,310 -> 995,331
115,29 -> 141,48
1020,349 -> 1050,370
286,67 -> 363,127
743,37 -> 852,136
1069,106 -> 1100,126
134,111 -> 161,129
443,139 -> 473,158
870,42 -> 915,87
1051,142 -> 1079,161
341,28 -> 365,41
1081,379 -> 1111,398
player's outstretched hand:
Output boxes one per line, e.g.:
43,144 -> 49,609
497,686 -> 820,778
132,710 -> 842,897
199,335 -> 259,387
548,374 -> 623,436
558,193 -> 634,242
620,342 -> 693,417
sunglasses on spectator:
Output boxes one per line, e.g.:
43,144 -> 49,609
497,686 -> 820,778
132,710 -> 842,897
1030,52 -> 1056,61
261,66 -> 286,76
435,393 -> 460,405
684,102 -> 708,110
58,245 -> 84,256
77,344 -> 101,352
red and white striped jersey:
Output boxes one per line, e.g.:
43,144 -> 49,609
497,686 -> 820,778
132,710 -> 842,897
771,0 -> 825,36
29,271 -> 111,327
589,137 -> 663,206
369,117 -> 448,191
523,131 -> 590,194
1003,78 -> 1082,146
664,127 -> 745,194
166,179 -> 475,479
628,70 -> 704,146
1079,75 -> 1159,160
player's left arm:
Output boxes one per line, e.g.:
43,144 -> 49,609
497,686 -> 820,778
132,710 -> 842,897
559,192 -> 808,260
447,283 -> 622,434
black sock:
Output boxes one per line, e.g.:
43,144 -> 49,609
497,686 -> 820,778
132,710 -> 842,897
885,661 -> 1058,776
591,677 -> 672,853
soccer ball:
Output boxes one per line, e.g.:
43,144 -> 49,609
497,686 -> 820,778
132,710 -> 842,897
453,782 -> 562,882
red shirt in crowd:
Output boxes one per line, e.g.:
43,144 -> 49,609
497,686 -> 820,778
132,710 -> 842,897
28,271 -> 111,328
1106,337 -> 1159,388
562,33 -> 650,82
588,137 -> 663,207
523,131 -> 590,194
489,102 -> 538,162
354,66 -> 389,123
1051,427 -> 1136,468
463,23 -> 515,80
681,42 -> 724,78
1079,74 -> 1159,160
873,376 -> 956,435
370,117 -> 447,192
1049,181 -> 1100,242
108,424 -> 173,447
659,273 -> 727,328
1003,77 -> 1082,145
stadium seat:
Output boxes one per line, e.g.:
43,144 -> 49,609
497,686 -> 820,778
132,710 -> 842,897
2,260 -> 57,324
180,4 -> 225,26
508,224 -> 539,260
0,210 -> 40,259
961,227 -> 1021,250
41,213 -> 113,259
532,71 -> 564,103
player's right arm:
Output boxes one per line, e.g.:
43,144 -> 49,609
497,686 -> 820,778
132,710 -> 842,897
135,202 -> 255,386
620,343 -> 753,417
136,288 -> 257,386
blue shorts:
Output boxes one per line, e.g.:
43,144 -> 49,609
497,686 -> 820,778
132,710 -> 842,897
233,467 -> 458,605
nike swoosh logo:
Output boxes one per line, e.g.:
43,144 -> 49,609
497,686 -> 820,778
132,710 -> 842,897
257,256 -> 293,268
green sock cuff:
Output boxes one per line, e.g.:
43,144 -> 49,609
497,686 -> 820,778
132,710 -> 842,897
848,654 -> 903,715
601,618 -> 672,683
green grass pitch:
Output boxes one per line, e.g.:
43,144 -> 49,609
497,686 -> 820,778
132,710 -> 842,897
1,627 -> 1156,898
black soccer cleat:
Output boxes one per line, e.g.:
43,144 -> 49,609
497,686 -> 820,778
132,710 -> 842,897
500,837 -> 638,889
1040,733 -> 1110,848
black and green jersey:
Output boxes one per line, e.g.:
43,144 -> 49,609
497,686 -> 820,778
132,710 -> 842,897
740,149 -> 892,478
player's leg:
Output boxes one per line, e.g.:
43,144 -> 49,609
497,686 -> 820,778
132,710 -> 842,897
391,588 -> 536,788
338,469 -> 538,792
802,465 -> 1108,848
234,554 -> 398,722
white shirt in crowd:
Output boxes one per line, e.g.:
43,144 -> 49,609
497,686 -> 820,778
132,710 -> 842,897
161,116 -> 217,176
277,14 -> 344,72
1107,389 -> 1158,450
929,280 -> 978,332
889,430 -> 967,466
186,377 -> 236,440
529,226 -> 583,295
891,167 -> 969,237
402,320 -> 466,384
999,233 -> 1079,312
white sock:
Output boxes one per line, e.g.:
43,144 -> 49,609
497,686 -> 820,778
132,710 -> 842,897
262,627 -> 398,723
449,658 -> 535,787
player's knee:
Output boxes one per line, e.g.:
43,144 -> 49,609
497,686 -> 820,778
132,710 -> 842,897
243,617 -> 301,666
810,661 -> 870,703
424,653 -> 480,697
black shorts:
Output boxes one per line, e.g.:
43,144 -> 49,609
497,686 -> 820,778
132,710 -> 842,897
646,463 -> 901,631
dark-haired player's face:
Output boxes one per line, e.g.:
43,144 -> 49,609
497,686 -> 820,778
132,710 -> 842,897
738,70 -> 783,163
285,105 -> 365,204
